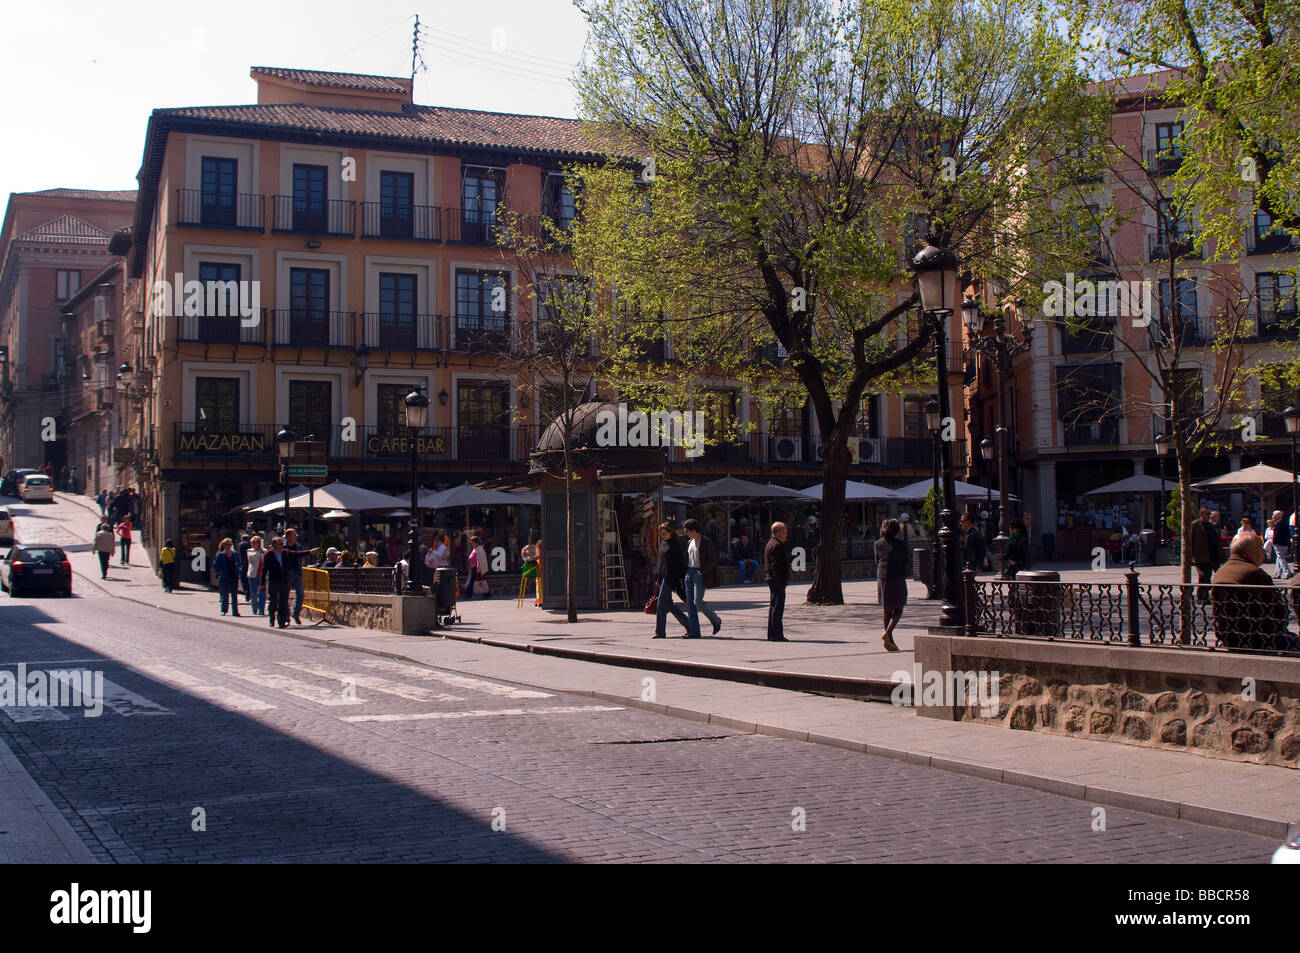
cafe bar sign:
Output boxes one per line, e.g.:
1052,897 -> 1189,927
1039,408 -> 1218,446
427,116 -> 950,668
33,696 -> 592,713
366,433 -> 449,457
179,430 -> 268,455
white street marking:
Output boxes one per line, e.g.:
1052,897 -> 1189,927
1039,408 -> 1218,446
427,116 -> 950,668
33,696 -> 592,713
128,661 -> 276,713
210,663 -> 363,706
356,658 -> 552,699
101,678 -> 172,717
2,706 -> 71,722
277,662 -> 463,703
341,704 -> 623,724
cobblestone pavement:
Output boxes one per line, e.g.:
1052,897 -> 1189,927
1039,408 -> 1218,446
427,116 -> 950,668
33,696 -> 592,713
0,496 -> 1280,862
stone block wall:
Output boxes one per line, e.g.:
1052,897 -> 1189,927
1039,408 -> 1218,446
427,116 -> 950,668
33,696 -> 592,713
325,595 -> 391,632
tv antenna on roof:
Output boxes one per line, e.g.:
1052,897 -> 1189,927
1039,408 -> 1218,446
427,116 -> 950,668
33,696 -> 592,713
411,15 -> 428,90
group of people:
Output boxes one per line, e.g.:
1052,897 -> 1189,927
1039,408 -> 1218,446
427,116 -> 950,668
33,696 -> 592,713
209,529 -> 316,626
1195,508 -> 1300,652
97,486 -> 141,525
90,515 -> 135,578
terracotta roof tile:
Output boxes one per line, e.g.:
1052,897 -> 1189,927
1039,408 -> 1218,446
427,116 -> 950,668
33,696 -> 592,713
156,102 -> 605,158
17,215 -> 110,245
251,66 -> 410,93
19,188 -> 137,202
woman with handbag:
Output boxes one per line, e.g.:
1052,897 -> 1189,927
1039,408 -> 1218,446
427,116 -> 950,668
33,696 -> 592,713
651,522 -> 695,638
466,534 -> 491,598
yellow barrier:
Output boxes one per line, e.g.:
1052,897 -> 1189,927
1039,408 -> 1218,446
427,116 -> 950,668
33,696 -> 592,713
302,567 -> 331,621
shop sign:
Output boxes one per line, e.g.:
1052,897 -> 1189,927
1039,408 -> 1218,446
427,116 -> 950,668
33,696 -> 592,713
365,433 -> 448,457
178,431 -> 268,455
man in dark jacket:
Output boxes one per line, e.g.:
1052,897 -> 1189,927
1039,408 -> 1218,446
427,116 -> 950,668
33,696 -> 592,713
1003,519 -> 1030,578
959,513 -> 987,571
260,537 -> 292,629
1189,508 -> 1222,600
764,522 -> 791,642
1212,533 -> 1299,651
237,533 -> 252,602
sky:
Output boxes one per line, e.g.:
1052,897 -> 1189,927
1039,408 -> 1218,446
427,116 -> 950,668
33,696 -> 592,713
1,0 -> 590,196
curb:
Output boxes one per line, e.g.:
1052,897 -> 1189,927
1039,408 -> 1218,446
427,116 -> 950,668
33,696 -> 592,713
439,630 -> 902,702
44,494 -> 1295,841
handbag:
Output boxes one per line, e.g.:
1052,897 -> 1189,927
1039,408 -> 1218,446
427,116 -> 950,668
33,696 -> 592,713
473,578 -> 490,595
643,594 -> 658,614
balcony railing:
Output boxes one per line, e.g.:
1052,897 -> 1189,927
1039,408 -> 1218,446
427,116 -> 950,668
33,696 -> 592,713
1245,227 -> 1300,256
762,431 -> 939,468
1156,313 -> 1214,348
445,207 -> 502,245
451,317 -> 515,354
361,313 -> 447,351
272,310 -> 353,348
1145,147 -> 1184,176
176,189 -> 265,231
1059,319 -> 1114,355
1148,232 -> 1200,261
178,308 -> 267,345
271,196 -> 355,236
1256,306 -> 1300,341
1062,420 -> 1120,446
360,203 -> 442,241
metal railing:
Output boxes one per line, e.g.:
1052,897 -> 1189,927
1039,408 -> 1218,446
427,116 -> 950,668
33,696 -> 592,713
178,309 -> 267,345
965,569 -> 1300,655
1145,147 -> 1184,176
175,189 -> 265,231
444,207 -> 501,245
271,309 -> 353,348
271,196 -> 356,236
1148,232 -> 1200,261
450,317 -> 515,354
360,203 -> 442,241
1245,227 -> 1300,256
172,422 -> 537,464
1255,306 -> 1300,340
361,313 -> 447,351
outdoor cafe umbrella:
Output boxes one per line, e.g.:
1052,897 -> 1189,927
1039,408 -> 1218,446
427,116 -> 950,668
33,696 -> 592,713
240,486 -> 311,512
670,476 -> 807,552
893,478 -> 1017,504
248,481 -> 411,514
1085,474 -> 1179,496
417,482 -> 539,534
799,480 -> 901,501
1192,463 -> 1300,503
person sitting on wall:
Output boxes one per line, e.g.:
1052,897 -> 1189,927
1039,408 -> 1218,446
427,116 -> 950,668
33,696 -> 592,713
1211,534 -> 1300,652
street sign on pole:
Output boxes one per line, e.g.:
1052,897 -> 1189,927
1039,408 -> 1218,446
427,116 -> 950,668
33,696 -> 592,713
287,465 -> 328,482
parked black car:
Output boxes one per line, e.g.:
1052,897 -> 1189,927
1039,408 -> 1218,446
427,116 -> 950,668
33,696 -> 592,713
0,469 -> 40,497
1,544 -> 72,597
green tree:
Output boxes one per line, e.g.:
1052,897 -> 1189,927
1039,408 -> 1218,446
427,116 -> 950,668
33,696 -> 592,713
572,0 -> 1104,604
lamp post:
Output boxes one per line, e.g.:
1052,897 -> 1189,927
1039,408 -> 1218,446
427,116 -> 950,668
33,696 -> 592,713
276,427 -> 296,536
1285,407 -> 1300,567
912,243 -> 963,627
965,297 -> 1035,575
925,397 -> 943,600
403,385 -> 430,594
1155,433 -> 1171,563
980,436 -> 994,544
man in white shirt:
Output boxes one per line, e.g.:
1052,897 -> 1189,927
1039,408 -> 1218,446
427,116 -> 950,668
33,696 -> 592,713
682,519 -> 721,636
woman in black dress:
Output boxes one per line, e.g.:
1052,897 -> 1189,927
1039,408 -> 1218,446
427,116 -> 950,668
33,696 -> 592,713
874,518 -> 907,652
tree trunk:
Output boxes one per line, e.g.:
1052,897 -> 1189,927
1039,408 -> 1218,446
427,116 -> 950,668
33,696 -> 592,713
807,436 -> 849,605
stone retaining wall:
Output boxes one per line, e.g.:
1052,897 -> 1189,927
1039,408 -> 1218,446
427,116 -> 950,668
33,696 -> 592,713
915,634 -> 1300,769
325,593 -> 392,632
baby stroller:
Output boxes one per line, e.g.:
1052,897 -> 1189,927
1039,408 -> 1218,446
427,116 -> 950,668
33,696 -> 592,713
433,566 -> 461,629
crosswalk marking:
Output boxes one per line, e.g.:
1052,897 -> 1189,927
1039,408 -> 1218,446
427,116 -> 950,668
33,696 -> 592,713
128,662 -> 276,713
276,662 -> 463,703
341,704 -> 623,724
100,678 -> 172,717
210,663 -> 363,707
356,658 -> 552,699
2,706 -> 71,723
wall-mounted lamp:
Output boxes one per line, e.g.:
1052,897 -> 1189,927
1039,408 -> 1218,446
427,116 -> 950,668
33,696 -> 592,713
82,371 -> 91,381
119,362 -> 132,374
438,388 -> 449,406
353,346 -> 369,386
305,240 -> 322,250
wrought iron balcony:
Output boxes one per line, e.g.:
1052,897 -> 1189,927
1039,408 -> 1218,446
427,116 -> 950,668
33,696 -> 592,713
178,309 -> 267,346
176,189 -> 265,231
271,196 -> 355,236
360,203 -> 441,241
445,207 -> 502,245
1148,232 -> 1200,262
361,313 -> 447,351
1145,147 -> 1185,176
271,310 -> 353,348
1245,226 -> 1300,256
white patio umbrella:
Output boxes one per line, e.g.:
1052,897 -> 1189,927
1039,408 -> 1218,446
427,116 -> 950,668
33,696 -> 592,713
1085,474 -> 1178,496
249,481 -> 412,514
1192,463 -> 1300,502
319,509 -> 353,520
800,480 -> 901,501
671,476 -> 807,553
240,486 -> 311,512
893,478 -> 1018,503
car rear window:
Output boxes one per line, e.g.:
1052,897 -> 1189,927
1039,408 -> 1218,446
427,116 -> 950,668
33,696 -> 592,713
17,548 -> 64,563
24,477 -> 49,486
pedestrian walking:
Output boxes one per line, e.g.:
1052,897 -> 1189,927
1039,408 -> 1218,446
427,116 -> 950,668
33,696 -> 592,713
465,535 -> 491,598
682,518 -> 720,636
116,515 -> 133,564
213,538 -> 242,616
281,528 -> 317,624
1190,508 -> 1223,601
96,488 -> 108,517
1266,511 -> 1292,579
160,538 -> 178,592
92,522 -> 114,579
246,536 -> 266,614
260,537 -> 291,628
237,533 -> 252,601
651,522 -> 694,638
764,521 -> 791,641
959,512 -> 987,571
874,518 -> 907,652
1003,519 -> 1030,578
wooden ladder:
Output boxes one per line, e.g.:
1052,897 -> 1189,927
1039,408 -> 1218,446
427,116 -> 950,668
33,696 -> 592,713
600,506 -> 629,609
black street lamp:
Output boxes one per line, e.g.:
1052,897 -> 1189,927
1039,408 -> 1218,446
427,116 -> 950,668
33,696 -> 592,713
925,397 -> 942,599
1285,407 -> 1300,564
965,297 -> 1034,575
403,385 -> 430,594
276,427 -> 296,535
980,436 -> 994,542
912,243 -> 963,628
1155,433 -> 1172,561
